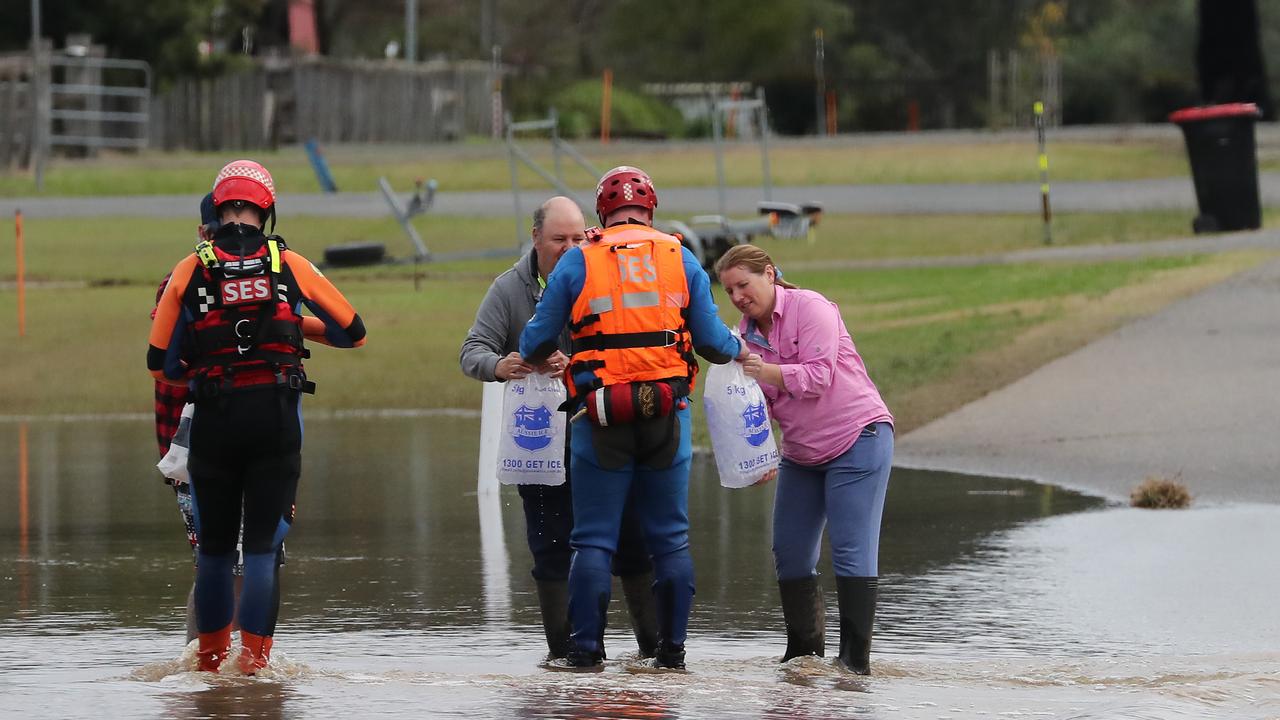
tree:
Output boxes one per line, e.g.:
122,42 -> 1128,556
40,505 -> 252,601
1058,0 -> 1199,123
835,0 -> 1035,130
0,0 -> 216,88
1198,0 -> 1273,118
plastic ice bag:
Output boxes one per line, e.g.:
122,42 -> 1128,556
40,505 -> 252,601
702,361 -> 780,488
156,402 -> 195,484
496,372 -> 568,486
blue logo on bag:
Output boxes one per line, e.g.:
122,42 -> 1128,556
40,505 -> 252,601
512,405 -> 554,451
741,401 -> 770,447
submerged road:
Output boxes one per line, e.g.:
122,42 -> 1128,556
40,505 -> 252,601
5,173 -> 1280,220
895,255 -> 1280,505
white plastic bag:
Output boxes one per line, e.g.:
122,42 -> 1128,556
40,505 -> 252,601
156,402 -> 195,484
703,361 -> 780,488
496,372 -> 568,486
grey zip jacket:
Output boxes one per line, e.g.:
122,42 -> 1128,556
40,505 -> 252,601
460,249 -> 571,382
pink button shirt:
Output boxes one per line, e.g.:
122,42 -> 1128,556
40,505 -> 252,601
740,285 -> 893,466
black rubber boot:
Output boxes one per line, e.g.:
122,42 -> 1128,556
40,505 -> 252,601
547,588 -> 606,671
835,576 -> 877,675
558,646 -> 604,669
778,575 -> 826,662
653,640 -> 686,669
620,571 -> 660,658
534,579 -> 572,660
649,577 -> 689,669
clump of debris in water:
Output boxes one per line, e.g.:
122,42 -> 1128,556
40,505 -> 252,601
1130,475 -> 1192,509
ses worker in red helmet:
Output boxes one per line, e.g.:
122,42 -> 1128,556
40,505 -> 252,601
147,160 -> 367,674
520,166 -> 747,670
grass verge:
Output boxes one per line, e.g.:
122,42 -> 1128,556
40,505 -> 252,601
0,137 -> 1210,198
1,201 -> 1270,445
0,251 -> 1258,426
2,209 -> 1263,285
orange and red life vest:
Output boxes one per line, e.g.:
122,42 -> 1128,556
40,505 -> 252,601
183,236 -> 310,394
566,225 -> 697,405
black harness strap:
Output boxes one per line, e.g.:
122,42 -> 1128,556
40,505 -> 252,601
193,318 -> 304,355
569,313 -> 601,334
574,330 -> 678,352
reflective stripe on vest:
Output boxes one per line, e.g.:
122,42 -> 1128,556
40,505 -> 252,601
566,225 -> 695,401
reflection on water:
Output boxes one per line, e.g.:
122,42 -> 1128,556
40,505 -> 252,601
1,416 -> 1278,719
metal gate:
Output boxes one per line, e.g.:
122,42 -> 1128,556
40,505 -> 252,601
47,55 -> 151,151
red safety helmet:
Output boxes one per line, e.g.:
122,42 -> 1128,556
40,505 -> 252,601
211,159 -> 276,210
595,165 -> 657,223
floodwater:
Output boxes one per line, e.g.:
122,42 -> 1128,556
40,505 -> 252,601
2,414 -> 1278,719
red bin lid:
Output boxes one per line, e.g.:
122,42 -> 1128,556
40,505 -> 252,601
1169,103 -> 1261,123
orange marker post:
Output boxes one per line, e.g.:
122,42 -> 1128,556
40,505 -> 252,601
600,68 -> 613,144
15,210 -> 26,338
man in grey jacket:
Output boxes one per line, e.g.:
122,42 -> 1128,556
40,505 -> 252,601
460,196 -> 659,662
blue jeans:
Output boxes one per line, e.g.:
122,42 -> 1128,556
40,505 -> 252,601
566,404 -> 693,654
773,423 -> 893,580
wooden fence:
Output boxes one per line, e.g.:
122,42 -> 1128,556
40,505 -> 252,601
0,56 -> 35,171
151,58 -> 496,151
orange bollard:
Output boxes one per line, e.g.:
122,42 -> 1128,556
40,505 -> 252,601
601,68 -> 613,144
15,210 -> 25,338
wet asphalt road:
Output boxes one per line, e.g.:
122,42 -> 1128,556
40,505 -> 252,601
895,253 -> 1280,505
6,173 -> 1280,220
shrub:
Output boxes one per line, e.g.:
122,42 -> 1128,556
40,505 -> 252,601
550,80 -> 685,140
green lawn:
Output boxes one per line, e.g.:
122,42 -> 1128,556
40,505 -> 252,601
1,134 -> 1270,429
0,249 -> 1224,418
0,136 -> 1217,198
2,209 -> 1253,286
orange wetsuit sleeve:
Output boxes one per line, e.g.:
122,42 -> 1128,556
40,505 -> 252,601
285,251 -> 366,348
147,255 -> 200,384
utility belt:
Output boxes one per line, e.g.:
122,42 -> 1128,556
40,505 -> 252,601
581,378 -> 689,427
192,365 -> 316,404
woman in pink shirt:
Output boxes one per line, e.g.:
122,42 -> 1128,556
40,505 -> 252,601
716,244 -> 893,675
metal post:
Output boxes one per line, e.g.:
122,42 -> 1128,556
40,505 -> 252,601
490,45 -> 502,140
30,0 -> 44,190
550,107 -> 562,185
505,111 -> 523,247
404,0 -> 417,63
813,27 -> 826,137
757,87 -> 772,201
711,97 -> 727,218
378,176 -> 430,258
1034,100 -> 1052,245
480,0 -> 495,51
1008,50 -> 1020,126
987,49 -> 1001,129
